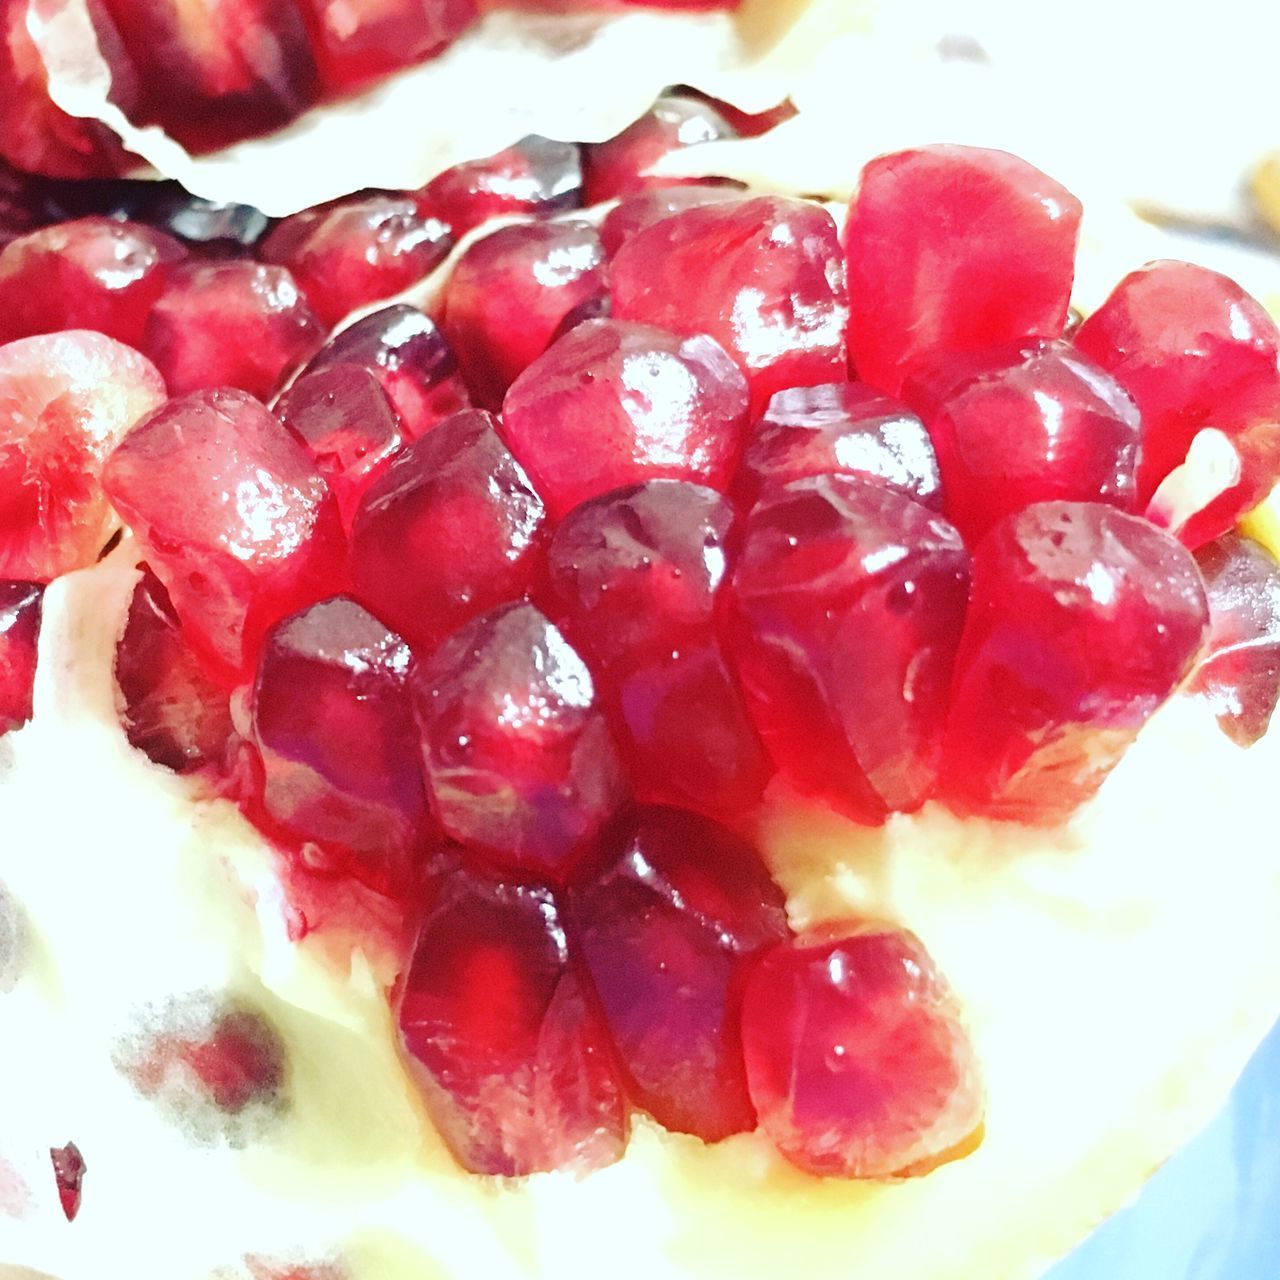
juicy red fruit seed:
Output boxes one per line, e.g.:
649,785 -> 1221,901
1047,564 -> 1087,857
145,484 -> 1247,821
397,865 -> 627,1176
942,501 -> 1210,823
413,602 -> 626,880
599,184 -> 743,257
611,195 -> 849,416
50,1142 -> 86,1222
0,581 -> 43,734
742,923 -> 984,1179
730,475 -> 970,822
349,409 -> 546,653
501,318 -> 748,519
569,807 -> 790,1140
845,145 -> 1082,396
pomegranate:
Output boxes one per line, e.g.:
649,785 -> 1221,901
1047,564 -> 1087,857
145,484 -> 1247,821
0,580 -> 43,734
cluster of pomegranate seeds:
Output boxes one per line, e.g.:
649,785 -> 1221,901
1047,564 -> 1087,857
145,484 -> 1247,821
0,581 -> 43,734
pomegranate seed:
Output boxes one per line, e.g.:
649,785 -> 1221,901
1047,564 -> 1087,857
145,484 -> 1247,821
115,567 -> 235,773
301,305 -> 470,439
569,807 -> 789,1139
546,291 -> 612,347
845,145 -> 1081,395
441,220 -> 607,408
0,331 -> 165,581
600,184 -> 746,257
904,339 -> 1141,543
261,196 -> 453,327
737,381 -> 942,511
0,218 -> 186,347
349,408 -> 546,653
1189,533 -> 1280,745
501,318 -> 748,519
49,1142 -> 86,1222
251,596 -> 429,893
610,196 -> 849,415
412,602 -> 626,879
1074,260 -> 1280,501
102,388 -> 346,676
729,475 -> 970,821
417,135 -> 582,236
397,863 -> 627,1175
742,923 -> 984,1178
276,366 -> 406,530
0,581 -> 43,734
942,502 -> 1209,822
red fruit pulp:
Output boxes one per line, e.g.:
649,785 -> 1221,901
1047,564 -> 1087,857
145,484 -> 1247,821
0,581 -> 43,734
49,1143 -> 86,1222
599,184 -> 743,257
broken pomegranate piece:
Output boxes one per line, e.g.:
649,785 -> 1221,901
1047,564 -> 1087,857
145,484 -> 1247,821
943,501 -> 1209,822
0,581 -> 43,734
397,864 -> 627,1176
569,807 -> 789,1140
845,145 -> 1081,396
599,184 -> 743,256
501,318 -> 748,518
49,1142 -> 86,1222
742,922 -> 984,1179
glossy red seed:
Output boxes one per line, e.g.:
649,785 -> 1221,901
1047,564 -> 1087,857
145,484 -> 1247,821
49,1143 -> 86,1222
610,196 -> 849,415
738,381 -> 942,511
1074,260 -> 1280,501
599,184 -> 743,257
102,388 -> 346,676
845,145 -> 1081,396
1189,533 -> 1280,745
144,188 -> 273,252
397,865 -> 627,1175
0,331 -> 165,581
349,408 -> 545,653
441,220 -> 607,408
501,318 -> 748,519
569,807 -> 788,1139
413,602 -> 626,879
742,923 -> 983,1179
301,305 -> 470,439
729,475 -> 970,821
942,502 -> 1209,822
0,581 -> 43,734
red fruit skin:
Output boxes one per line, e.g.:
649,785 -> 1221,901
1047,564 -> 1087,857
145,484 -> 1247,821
569,807 -> 789,1140
349,408 -> 546,653
143,261 -> 325,401
102,388 -> 347,677
0,580 -> 42,734
412,602 -> 627,880
1074,260 -> 1280,502
0,218 -> 187,347
1189,532 -> 1280,745
942,501 -> 1210,823
260,196 -> 453,327
501,318 -> 749,519
729,475 -> 970,821
737,381 -> 942,512
742,922 -> 984,1179
844,145 -> 1082,396
441,220 -> 607,408
397,865 -> 627,1176
600,184 -> 749,257
610,196 -> 849,416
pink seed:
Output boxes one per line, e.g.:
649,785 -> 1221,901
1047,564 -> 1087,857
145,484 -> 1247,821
50,1143 -> 86,1222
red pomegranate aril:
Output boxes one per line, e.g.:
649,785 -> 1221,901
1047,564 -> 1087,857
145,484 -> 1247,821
730,475 -> 970,821
441,220 -> 607,408
276,366 -> 405,530
397,864 -> 627,1176
416,135 -> 583,235
1189,532 -> 1280,745
569,806 -> 788,1139
546,291 -> 612,347
50,1143 -> 86,1222
301,305 -> 470,439
1074,260 -> 1280,501
610,196 -> 849,416
742,922 -> 984,1179
102,388 -> 346,676
0,218 -> 187,347
502,318 -> 748,519
413,602 -> 626,880
942,502 -> 1210,823
905,339 -> 1141,543
600,184 -> 748,257
0,581 -> 43,734
260,196 -> 453,327
845,145 -> 1081,396
143,261 -> 325,401
738,381 -> 942,511
349,409 -> 546,653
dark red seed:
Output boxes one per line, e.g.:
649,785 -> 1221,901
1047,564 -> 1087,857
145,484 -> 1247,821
599,184 -> 743,257
50,1143 -> 86,1222
0,581 -> 43,735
